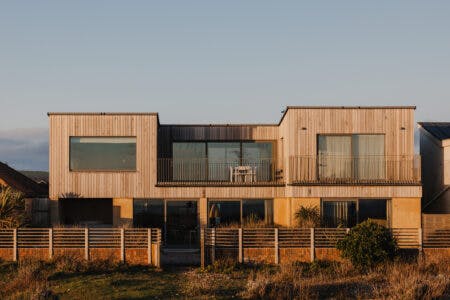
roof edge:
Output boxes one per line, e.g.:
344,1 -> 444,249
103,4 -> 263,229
47,112 -> 159,116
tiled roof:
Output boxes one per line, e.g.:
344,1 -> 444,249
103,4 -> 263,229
0,162 -> 48,197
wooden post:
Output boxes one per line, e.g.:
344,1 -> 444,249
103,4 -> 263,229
147,228 -> 152,265
13,228 -> 17,262
156,239 -> 161,268
418,228 -> 423,251
310,228 -> 315,262
49,228 -> 53,259
274,228 -> 279,264
120,228 -> 125,262
84,228 -> 89,261
238,228 -> 243,263
346,228 -> 350,234
211,228 -> 216,264
200,228 -> 205,268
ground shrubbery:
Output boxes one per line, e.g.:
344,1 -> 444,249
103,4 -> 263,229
337,220 -> 398,269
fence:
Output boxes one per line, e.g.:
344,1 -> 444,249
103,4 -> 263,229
289,155 -> 421,184
201,227 -> 447,266
0,228 -> 162,267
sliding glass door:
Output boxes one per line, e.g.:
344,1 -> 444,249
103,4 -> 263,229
318,134 -> 385,180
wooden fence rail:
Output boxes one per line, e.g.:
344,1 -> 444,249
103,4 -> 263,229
201,227 -> 449,267
0,228 -> 162,267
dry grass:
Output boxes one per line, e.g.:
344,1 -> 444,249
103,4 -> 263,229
242,258 -> 450,299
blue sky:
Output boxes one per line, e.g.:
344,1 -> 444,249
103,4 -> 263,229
1,1 -> 449,170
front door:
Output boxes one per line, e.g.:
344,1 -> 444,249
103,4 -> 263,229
165,200 -> 198,248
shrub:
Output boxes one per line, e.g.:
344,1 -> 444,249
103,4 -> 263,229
294,206 -> 321,228
0,186 -> 29,228
336,220 -> 397,269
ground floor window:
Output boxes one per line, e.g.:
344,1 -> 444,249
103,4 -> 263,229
321,199 -> 389,228
133,199 -> 198,248
59,198 -> 112,226
208,199 -> 273,227
133,199 -> 164,228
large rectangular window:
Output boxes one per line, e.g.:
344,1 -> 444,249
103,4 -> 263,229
318,134 -> 385,180
133,199 -> 164,228
173,142 -> 206,181
322,199 -> 389,228
171,141 -> 274,182
70,137 -> 136,171
208,199 -> 273,227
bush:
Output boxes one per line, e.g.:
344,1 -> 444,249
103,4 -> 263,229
0,186 -> 29,228
336,220 -> 397,269
294,206 -> 321,228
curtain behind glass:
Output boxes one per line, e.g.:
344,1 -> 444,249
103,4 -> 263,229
352,135 -> 385,180
318,136 -> 352,179
322,200 -> 357,227
242,142 -> 273,181
173,143 -> 206,181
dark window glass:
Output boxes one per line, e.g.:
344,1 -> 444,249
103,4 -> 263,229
358,199 -> 387,225
166,201 -> 198,247
243,199 -> 273,226
70,137 -> 136,171
322,200 -> 357,228
172,143 -> 206,181
133,199 -> 164,228
208,201 -> 241,227
242,142 -> 273,181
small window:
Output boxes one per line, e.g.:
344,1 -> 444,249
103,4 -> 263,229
70,137 -> 136,171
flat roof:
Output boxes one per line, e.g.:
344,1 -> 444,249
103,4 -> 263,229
48,106 -> 416,126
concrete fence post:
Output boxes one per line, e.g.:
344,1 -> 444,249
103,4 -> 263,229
238,228 -> 243,263
120,228 -> 125,262
418,228 -> 423,251
346,228 -> 350,234
200,228 -> 205,268
13,228 -> 17,262
84,228 -> 89,261
310,228 -> 315,262
211,228 -> 216,264
274,228 -> 279,264
147,228 -> 152,265
49,228 -> 53,259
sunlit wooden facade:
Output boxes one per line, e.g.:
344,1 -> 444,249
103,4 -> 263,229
48,107 -> 422,237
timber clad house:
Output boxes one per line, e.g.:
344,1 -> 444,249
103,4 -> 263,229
48,106 -> 422,248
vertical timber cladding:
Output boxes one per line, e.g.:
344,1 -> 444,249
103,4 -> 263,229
49,113 -> 159,199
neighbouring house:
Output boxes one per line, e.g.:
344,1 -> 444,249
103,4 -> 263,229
48,106 -> 422,247
0,162 -> 49,226
419,122 -> 450,214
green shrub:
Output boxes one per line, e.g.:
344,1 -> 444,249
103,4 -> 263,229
336,220 -> 397,269
294,206 -> 321,228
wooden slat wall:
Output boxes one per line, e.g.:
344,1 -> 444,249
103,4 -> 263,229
49,108 -> 420,200
49,114 -> 158,199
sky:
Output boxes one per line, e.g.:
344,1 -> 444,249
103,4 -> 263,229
1,1 -> 450,170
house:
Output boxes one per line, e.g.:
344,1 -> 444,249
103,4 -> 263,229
419,122 -> 450,214
0,161 -> 49,225
48,107 -> 422,247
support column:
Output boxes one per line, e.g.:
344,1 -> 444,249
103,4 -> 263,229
113,198 -> 133,227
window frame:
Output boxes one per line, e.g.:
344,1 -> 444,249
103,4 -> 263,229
69,136 -> 137,172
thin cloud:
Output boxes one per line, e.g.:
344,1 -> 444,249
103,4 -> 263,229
0,128 -> 48,171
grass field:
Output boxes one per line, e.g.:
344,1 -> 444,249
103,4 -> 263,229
0,256 -> 449,299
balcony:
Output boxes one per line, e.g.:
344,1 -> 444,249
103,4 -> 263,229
289,155 -> 421,185
157,158 -> 283,186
